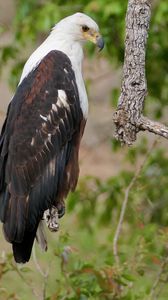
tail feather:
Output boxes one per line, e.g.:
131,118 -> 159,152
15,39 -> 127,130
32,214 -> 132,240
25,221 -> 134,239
1,191 -> 38,263
12,225 -> 38,263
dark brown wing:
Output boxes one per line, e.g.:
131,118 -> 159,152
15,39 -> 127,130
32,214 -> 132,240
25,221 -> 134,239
0,50 -> 86,262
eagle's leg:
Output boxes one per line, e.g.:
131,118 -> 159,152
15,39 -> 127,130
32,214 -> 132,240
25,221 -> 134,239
43,207 -> 59,232
43,200 -> 65,232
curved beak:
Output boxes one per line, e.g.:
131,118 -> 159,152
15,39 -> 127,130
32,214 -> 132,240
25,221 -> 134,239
83,30 -> 104,51
96,36 -> 104,51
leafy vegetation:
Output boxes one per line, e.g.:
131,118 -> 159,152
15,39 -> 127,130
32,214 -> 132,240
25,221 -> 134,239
0,0 -> 168,299
1,144 -> 168,299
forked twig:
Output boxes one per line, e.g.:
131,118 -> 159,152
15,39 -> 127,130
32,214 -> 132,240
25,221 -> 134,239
32,243 -> 49,300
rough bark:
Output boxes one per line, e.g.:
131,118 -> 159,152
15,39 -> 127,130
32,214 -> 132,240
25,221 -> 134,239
113,0 -> 168,145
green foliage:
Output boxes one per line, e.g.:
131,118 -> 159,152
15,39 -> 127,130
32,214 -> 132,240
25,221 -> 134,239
1,145 -> 168,299
146,2 -> 168,118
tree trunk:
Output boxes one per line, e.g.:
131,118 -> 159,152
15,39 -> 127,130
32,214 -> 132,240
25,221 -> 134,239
113,0 -> 168,145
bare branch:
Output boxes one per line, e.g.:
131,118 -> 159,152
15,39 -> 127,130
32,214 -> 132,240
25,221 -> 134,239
113,0 -> 168,144
32,244 -> 49,300
139,116 -> 168,139
113,172 -> 137,265
113,140 -> 157,265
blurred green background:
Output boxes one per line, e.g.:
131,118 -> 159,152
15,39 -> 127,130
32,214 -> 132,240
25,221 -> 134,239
0,0 -> 168,299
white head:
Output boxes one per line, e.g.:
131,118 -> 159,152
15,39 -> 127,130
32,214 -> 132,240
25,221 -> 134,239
51,12 -> 104,50
19,13 -> 104,85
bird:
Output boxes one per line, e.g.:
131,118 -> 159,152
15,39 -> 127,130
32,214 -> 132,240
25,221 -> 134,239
0,12 -> 104,263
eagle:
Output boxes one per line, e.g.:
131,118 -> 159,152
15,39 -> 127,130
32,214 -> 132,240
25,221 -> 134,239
0,13 -> 104,263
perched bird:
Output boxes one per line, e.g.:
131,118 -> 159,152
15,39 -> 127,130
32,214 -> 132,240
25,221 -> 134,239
0,13 -> 104,263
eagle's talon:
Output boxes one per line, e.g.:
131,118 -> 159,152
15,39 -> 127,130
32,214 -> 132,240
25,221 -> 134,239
48,221 -> 59,232
58,206 -> 65,219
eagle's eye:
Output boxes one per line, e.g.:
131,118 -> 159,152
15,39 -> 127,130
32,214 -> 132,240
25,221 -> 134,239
82,25 -> 89,32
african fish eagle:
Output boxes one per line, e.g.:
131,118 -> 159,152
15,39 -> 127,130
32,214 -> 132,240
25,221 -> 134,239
0,13 -> 104,263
